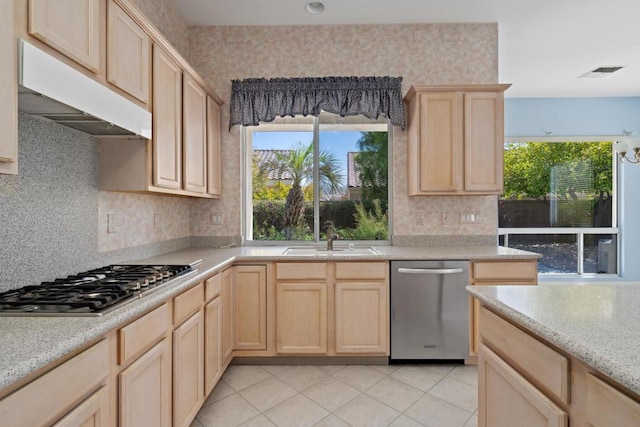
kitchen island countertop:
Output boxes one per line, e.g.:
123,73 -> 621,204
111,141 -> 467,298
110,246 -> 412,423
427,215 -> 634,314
0,244 -> 538,392
467,284 -> 640,396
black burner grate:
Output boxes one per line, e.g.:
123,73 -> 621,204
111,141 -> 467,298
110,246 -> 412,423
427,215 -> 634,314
0,264 -> 193,315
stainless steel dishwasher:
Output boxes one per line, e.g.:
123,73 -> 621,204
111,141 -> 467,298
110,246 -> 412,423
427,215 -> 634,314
390,260 -> 469,361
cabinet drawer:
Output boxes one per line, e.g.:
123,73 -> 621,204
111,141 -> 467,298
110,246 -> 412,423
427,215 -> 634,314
335,262 -> 387,280
472,261 -> 537,282
479,344 -> 568,427
119,303 -> 169,365
174,282 -> 204,325
586,374 -> 640,426
276,263 -> 327,280
0,339 -> 109,427
205,273 -> 221,302
479,307 -> 569,404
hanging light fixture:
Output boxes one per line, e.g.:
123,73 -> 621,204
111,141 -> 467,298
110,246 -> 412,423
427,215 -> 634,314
613,138 -> 640,164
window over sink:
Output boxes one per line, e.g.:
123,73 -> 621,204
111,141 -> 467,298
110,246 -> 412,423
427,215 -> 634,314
499,139 -> 618,276
243,112 -> 390,243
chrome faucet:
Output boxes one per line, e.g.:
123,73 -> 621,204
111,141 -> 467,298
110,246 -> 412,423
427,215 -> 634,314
325,222 -> 339,251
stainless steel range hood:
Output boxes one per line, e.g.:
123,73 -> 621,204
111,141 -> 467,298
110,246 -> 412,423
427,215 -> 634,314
18,39 -> 152,138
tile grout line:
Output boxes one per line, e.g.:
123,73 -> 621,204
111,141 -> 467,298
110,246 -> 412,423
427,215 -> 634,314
198,364 -> 477,427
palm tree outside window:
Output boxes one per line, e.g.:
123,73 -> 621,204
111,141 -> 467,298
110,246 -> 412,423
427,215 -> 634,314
246,113 -> 390,243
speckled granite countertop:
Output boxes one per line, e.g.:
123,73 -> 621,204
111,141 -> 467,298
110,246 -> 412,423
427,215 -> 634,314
0,245 -> 538,391
468,284 -> 640,396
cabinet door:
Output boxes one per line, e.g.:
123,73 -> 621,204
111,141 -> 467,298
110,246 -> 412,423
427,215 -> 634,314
276,282 -> 328,354
464,91 -> 504,192
207,96 -> 222,197
107,0 -> 150,103
205,296 -> 222,395
221,268 -> 234,363
29,0 -> 102,72
335,281 -> 388,354
478,345 -> 567,427
0,0 -> 17,175
234,265 -> 267,350
152,45 -> 182,189
173,311 -> 205,427
408,91 -> 463,194
119,339 -> 171,427
52,386 -> 109,427
183,74 -> 208,193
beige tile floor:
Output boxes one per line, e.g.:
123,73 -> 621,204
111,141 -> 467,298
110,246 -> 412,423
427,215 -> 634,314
191,364 -> 478,427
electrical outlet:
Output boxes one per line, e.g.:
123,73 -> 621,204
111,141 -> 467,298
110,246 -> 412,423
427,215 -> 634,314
459,212 -> 480,224
415,215 -> 424,226
107,214 -> 118,233
210,213 -> 223,225
154,213 -> 161,229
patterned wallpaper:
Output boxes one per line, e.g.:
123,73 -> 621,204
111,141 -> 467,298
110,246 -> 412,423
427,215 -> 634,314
132,0 -> 189,57
0,113 -> 193,291
187,24 -> 500,240
98,192 -> 192,252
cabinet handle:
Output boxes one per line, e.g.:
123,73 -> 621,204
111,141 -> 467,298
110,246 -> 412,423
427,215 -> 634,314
397,267 -> 464,275
0,157 -> 14,163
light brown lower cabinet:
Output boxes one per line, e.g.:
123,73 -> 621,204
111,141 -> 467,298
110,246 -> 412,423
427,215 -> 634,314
478,344 -> 567,427
469,260 -> 538,358
119,339 -> 172,427
276,282 -> 328,354
221,267 -> 234,363
585,373 -> 640,426
335,281 -> 388,354
234,265 -> 267,350
173,310 -> 205,427
53,385 -> 110,427
479,305 -> 640,427
274,262 -> 388,356
205,296 -> 222,395
0,339 -> 109,427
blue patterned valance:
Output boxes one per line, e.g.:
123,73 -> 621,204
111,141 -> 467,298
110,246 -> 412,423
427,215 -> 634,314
229,76 -> 405,129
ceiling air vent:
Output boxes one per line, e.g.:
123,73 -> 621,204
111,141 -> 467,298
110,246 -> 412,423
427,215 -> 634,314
579,66 -> 624,78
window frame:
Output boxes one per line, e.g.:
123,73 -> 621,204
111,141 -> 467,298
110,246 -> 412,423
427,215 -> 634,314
499,136 -> 620,278
242,115 -> 393,245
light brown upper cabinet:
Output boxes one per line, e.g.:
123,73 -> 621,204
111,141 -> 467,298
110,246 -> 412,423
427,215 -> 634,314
107,0 -> 150,104
0,0 -> 17,175
406,84 -> 510,195
183,73 -> 208,194
28,0 -> 103,73
152,45 -> 182,189
207,96 -> 222,197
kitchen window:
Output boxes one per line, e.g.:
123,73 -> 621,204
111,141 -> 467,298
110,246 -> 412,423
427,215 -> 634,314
243,112 -> 391,243
499,139 -> 618,276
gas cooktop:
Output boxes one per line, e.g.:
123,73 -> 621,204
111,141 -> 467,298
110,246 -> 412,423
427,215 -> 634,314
0,264 -> 196,316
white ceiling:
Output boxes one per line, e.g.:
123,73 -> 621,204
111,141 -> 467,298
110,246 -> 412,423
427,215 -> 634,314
172,0 -> 640,98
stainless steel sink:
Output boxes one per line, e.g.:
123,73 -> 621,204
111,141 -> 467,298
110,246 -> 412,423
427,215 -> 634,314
281,246 -> 381,256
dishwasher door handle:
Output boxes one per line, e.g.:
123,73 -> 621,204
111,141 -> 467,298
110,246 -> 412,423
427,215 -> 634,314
396,267 -> 464,275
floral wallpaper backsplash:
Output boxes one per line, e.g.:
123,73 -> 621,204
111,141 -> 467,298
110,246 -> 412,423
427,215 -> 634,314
98,192 -> 191,252
187,23 -> 500,239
